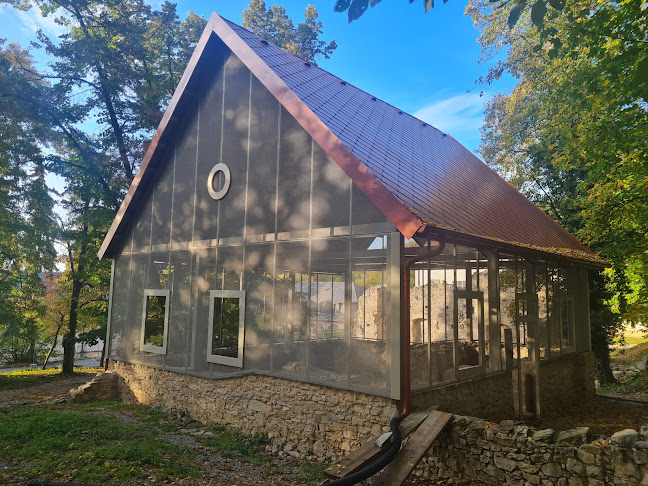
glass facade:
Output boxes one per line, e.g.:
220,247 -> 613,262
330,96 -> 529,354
106,47 -> 592,402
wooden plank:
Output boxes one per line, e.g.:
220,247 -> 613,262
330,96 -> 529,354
324,406 -> 436,480
370,410 -> 453,486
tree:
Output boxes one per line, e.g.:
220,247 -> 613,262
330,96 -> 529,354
0,41 -> 58,365
243,1 -> 336,63
467,0 -> 648,382
1,0 -> 206,373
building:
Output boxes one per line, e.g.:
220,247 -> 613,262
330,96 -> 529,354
99,13 -> 604,454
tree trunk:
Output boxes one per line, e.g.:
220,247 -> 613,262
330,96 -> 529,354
62,278 -> 83,375
592,330 -> 617,385
99,337 -> 106,367
43,316 -> 64,370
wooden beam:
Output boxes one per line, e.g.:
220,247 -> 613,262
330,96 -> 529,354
370,410 -> 453,486
323,406 -> 436,480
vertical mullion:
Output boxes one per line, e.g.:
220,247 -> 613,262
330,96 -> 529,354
427,247 -> 432,388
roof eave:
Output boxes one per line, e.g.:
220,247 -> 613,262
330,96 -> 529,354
417,225 -> 607,269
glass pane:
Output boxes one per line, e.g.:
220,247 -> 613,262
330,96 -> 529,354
548,267 -> 561,355
310,238 -> 349,384
191,248 -> 216,376
561,298 -> 574,349
350,235 -> 388,392
243,243 -> 274,373
216,246 -> 242,291
166,251 -> 192,369
211,297 -> 240,358
109,255 -> 130,360
273,241 -> 308,376
536,265 -> 548,359
144,295 -> 166,347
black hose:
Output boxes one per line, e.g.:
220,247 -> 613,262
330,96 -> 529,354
324,413 -> 406,486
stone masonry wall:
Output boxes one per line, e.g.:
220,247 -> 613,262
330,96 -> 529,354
539,352 -> 596,417
412,371 -> 515,423
417,416 -> 648,486
110,360 -> 397,460
110,360 -> 647,484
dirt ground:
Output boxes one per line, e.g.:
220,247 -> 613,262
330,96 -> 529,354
0,373 -> 93,405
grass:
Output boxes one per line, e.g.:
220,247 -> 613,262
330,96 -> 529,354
195,425 -> 270,463
611,341 -> 648,366
0,402 -> 200,485
598,367 -> 647,397
299,460 -> 328,482
0,366 -> 101,391
613,327 -> 648,346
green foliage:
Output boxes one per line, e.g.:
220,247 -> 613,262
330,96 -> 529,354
243,0 -> 337,63
467,0 -> 648,381
334,0 -> 448,22
0,0 -> 207,372
0,42 -> 58,365
299,460 -> 329,481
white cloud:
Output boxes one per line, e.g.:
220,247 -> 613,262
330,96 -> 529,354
15,4 -> 67,38
413,92 -> 491,152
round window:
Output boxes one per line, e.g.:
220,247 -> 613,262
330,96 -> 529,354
207,163 -> 231,200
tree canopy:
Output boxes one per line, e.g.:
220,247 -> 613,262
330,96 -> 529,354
243,1 -> 336,63
466,0 -> 648,379
334,0 -> 448,22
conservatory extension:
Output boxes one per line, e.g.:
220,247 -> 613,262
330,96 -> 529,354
99,14 -> 604,422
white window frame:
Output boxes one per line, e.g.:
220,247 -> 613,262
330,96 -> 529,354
140,289 -> 170,354
207,290 -> 246,367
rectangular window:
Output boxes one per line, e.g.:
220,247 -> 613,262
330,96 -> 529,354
140,289 -> 170,354
207,290 -> 246,367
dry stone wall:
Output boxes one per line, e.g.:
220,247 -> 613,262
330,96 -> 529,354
417,416 -> 648,486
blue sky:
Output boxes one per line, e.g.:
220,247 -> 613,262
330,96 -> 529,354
0,0 -> 515,153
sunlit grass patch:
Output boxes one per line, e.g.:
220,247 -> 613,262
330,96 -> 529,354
611,341 -> 648,366
299,460 -> 328,482
0,366 -> 101,391
0,403 -> 200,485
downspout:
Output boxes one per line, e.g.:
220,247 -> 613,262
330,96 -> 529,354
402,233 -> 446,416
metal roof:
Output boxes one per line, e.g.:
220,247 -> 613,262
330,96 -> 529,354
98,13 -> 601,266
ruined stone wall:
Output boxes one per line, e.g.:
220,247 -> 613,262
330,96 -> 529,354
418,416 -> 648,486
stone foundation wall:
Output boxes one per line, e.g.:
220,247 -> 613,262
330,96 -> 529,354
413,371 -> 515,422
417,416 -> 648,486
109,360 -> 646,484
110,360 -> 397,460
539,352 -> 596,417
